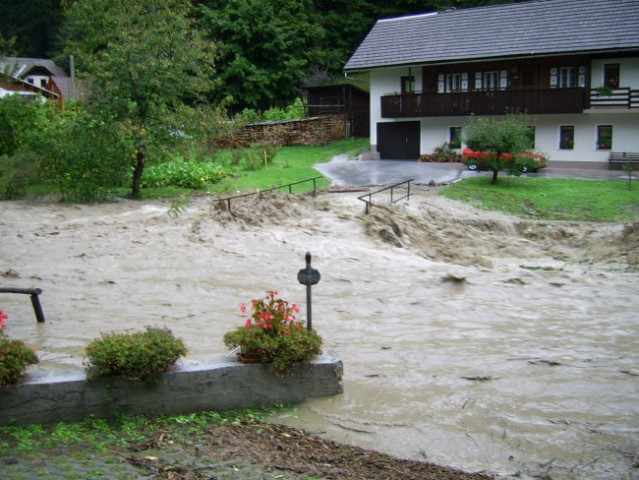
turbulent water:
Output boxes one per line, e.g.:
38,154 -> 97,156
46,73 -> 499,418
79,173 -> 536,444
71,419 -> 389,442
1,190 -> 638,480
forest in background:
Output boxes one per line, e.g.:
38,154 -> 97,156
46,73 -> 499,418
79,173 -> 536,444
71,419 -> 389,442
1,0 -> 520,110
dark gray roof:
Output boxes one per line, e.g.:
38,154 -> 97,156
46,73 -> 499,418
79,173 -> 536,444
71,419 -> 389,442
345,0 -> 639,71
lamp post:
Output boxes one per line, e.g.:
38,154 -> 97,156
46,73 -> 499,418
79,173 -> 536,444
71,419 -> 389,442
297,252 -> 320,330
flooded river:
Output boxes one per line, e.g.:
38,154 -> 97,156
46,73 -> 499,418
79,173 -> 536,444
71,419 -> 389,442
1,190 -> 638,479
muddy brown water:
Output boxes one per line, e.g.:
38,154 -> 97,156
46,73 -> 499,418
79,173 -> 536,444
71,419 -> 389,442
1,191 -> 638,480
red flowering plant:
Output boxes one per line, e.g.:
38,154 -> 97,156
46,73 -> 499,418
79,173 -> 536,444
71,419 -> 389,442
224,291 -> 322,375
0,309 -> 39,388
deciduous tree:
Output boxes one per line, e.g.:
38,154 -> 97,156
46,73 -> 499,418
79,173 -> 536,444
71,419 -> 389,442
463,115 -> 533,184
61,0 -> 223,197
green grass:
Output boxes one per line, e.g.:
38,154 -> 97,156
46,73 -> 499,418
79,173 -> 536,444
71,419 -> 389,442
441,176 -> 639,222
226,137 -> 369,193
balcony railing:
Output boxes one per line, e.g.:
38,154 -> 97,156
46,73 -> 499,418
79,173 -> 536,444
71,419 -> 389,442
589,87 -> 639,109
381,88 -> 587,118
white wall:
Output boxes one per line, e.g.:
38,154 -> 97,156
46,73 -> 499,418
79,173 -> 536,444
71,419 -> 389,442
591,57 -> 639,88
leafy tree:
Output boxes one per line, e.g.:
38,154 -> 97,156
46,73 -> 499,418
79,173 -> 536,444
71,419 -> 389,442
199,0 -> 323,112
0,0 -> 63,57
463,114 -> 533,184
61,0 -> 224,197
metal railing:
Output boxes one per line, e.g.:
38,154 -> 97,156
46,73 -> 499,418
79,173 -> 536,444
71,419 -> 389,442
357,179 -> 414,214
218,176 -> 324,214
0,287 -> 46,323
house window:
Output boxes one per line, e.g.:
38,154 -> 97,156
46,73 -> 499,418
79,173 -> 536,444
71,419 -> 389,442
438,73 -> 468,93
474,70 -> 508,90
550,66 -> 585,88
596,125 -> 613,150
40,79 -> 47,88
401,76 -> 415,94
559,126 -> 574,150
604,64 -> 619,88
449,127 -> 462,149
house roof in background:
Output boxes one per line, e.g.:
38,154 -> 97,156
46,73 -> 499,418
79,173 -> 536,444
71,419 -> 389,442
0,57 -> 67,78
344,0 -> 639,71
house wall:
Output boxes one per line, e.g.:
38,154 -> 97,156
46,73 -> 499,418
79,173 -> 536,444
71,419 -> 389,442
591,57 -> 639,88
369,57 -> 639,164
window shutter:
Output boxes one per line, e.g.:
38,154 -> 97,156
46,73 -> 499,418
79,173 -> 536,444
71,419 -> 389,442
438,74 -> 445,93
500,70 -> 508,90
550,68 -> 558,88
578,66 -> 585,87
461,72 -> 468,92
475,72 -> 482,90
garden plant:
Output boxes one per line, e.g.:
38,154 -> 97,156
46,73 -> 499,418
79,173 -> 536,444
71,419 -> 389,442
224,291 -> 322,375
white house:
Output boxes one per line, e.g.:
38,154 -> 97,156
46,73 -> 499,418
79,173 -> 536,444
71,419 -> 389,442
344,0 -> 639,168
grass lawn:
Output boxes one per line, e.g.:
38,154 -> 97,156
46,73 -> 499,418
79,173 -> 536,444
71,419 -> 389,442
227,138 -> 369,193
440,176 -> 639,222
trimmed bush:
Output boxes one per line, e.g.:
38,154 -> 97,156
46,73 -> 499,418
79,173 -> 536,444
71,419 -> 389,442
85,326 -> 187,385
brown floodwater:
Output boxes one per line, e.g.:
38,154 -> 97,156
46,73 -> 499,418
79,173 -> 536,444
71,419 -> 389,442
1,192 -> 637,480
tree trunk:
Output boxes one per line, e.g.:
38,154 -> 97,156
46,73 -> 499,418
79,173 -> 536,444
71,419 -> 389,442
132,149 -> 145,197
491,152 -> 501,184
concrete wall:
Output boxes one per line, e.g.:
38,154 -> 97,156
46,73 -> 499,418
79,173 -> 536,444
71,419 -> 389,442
0,353 -> 343,426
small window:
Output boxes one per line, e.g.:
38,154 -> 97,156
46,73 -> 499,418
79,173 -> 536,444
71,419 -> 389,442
401,76 -> 415,94
40,79 -> 47,88
559,67 -> 576,88
596,125 -> 612,150
449,127 -> 462,149
604,64 -> 619,88
559,126 -> 574,150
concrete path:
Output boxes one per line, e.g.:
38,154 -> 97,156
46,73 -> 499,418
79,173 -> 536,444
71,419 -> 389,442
314,156 -> 632,187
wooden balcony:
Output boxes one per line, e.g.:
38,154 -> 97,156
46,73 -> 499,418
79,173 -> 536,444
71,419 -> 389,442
381,88 -> 587,118
589,87 -> 639,109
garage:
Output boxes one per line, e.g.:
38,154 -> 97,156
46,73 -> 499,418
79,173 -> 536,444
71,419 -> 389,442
377,121 -> 420,159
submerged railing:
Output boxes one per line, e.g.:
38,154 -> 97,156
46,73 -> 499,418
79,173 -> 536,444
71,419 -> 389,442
218,176 -> 324,214
357,179 -> 413,214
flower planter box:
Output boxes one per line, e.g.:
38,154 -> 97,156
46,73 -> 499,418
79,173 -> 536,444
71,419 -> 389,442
0,353 -> 343,426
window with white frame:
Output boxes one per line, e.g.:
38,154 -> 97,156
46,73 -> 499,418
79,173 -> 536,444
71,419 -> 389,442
550,66 -> 585,88
437,73 -> 468,93
474,70 -> 508,90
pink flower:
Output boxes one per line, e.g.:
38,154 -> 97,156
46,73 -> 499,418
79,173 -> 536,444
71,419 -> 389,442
0,310 -> 6,331
240,304 -> 247,313
245,319 -> 252,328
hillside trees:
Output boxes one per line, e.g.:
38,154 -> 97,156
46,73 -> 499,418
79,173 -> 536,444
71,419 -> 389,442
199,0 -> 323,112
61,0 -> 224,197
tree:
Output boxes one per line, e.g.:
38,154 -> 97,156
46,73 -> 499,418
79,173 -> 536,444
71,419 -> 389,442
199,0 -> 323,112
463,114 -> 533,184
61,0 -> 223,197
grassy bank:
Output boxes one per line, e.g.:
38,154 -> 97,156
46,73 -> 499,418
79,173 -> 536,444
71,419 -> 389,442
441,176 -> 639,222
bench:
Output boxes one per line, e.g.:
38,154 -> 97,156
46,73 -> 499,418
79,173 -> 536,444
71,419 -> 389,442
609,151 -> 639,171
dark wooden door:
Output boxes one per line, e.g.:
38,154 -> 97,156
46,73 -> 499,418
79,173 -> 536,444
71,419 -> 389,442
377,121 -> 420,159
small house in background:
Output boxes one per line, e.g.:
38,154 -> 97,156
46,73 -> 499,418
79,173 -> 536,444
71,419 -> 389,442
0,57 -> 78,103
304,76 -> 370,138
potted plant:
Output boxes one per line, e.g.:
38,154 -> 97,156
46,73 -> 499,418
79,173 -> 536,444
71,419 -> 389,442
224,291 -> 322,375
0,309 -> 39,388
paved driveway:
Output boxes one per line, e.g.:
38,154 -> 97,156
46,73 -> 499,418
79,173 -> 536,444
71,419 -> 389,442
314,156 -> 630,187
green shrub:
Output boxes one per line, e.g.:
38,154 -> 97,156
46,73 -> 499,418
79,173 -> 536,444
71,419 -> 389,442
141,160 -> 232,189
419,142 -> 462,163
0,310 -> 39,387
85,326 -> 187,385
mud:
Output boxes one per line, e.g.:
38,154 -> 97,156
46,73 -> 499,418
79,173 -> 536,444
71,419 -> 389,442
1,189 -> 638,479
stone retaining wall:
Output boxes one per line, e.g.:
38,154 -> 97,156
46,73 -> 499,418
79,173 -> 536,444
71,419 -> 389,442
0,353 -> 343,426
217,115 -> 349,148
